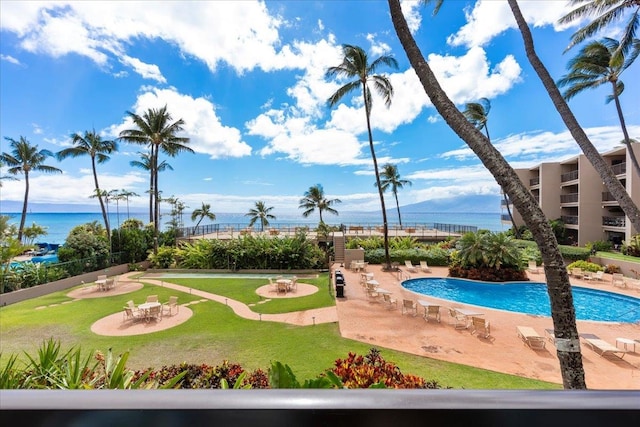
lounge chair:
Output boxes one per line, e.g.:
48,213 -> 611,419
612,273 -> 626,288
382,293 -> 398,310
571,268 -> 583,279
592,271 -> 605,282
404,260 -> 418,273
402,299 -> 417,316
582,336 -> 628,359
470,316 -> 491,338
419,261 -> 431,273
527,260 -> 541,274
448,308 -> 467,329
516,326 -> 546,350
163,296 -> 179,316
424,305 -> 440,323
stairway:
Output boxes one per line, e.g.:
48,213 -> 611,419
332,232 -> 345,264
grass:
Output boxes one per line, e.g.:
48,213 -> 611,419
0,274 -> 560,390
595,251 -> 640,263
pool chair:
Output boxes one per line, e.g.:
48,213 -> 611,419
581,336 -> 628,359
402,299 -> 417,316
424,305 -> 440,323
448,308 -> 467,329
612,273 -> 626,288
404,260 -> 418,273
470,316 -> 491,339
527,260 -> 541,274
592,271 -> 605,282
570,268 -> 583,279
382,293 -> 398,310
419,261 -> 431,273
516,326 -> 546,350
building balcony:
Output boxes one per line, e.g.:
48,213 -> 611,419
529,177 -> 540,186
602,192 -> 617,202
560,193 -> 579,204
602,216 -> 626,227
611,162 -> 626,175
561,215 -> 578,225
501,214 -> 513,222
560,170 -> 578,183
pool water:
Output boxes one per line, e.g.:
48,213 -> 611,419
402,277 -> 640,323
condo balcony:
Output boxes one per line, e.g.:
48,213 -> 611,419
602,216 -> 626,227
560,170 -> 578,183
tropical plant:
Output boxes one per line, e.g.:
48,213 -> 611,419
557,37 -> 640,177
246,201 -> 275,232
56,221 -> 110,271
130,152 -> 173,223
57,130 -> 118,239
377,164 -> 412,228
566,260 -> 604,272
505,0 -> 640,234
558,0 -> 640,54
191,202 -> 216,228
21,222 -> 48,245
1,136 -> 62,242
299,184 -> 341,224
326,44 -> 399,271
119,106 -> 193,254
387,0 -> 586,388
462,99 -> 520,237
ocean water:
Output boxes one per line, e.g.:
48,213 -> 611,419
0,211 -> 504,244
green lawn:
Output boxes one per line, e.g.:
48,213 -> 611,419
0,274 -> 560,389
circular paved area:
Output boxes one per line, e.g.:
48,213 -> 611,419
255,283 -> 318,298
91,305 -> 195,336
67,280 -> 143,299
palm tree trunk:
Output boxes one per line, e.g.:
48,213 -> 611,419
388,0 -> 586,389
18,172 -> 29,242
319,209 -> 324,224
91,157 -> 110,239
612,88 -> 640,178
152,145 -> 159,255
485,126 -> 519,237
506,0 -> 640,234
363,86 -> 392,270
394,192 -> 402,228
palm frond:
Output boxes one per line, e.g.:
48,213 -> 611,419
327,80 -> 361,107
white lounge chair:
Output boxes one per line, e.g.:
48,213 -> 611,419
404,260 -> 418,273
612,273 -> 626,288
470,316 -> 491,338
592,271 -> 605,282
448,308 -> 467,329
419,261 -> 431,273
527,260 -> 541,274
424,305 -> 440,323
382,293 -> 398,310
402,299 -> 417,316
516,326 -> 546,350
582,336 -> 628,359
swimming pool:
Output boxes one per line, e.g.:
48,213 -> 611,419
402,277 -> 640,323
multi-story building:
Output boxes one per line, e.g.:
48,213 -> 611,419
501,145 -> 640,247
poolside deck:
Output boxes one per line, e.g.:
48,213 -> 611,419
333,263 -> 640,389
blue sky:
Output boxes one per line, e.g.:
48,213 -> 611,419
1,0 -> 638,216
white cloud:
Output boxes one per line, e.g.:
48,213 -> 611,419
120,55 -> 166,83
447,0 -> 574,48
0,54 -> 21,65
108,87 -> 252,159
400,0 -> 423,34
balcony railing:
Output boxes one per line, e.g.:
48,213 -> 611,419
602,192 -> 617,202
561,215 -> 578,225
501,214 -> 513,222
611,162 -> 626,175
560,170 -> 578,182
529,177 -> 540,186
560,193 -> 578,203
500,198 -> 511,206
603,216 -> 626,227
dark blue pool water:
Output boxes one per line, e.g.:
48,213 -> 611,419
402,277 -> 640,323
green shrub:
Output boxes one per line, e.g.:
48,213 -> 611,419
622,234 -> 640,257
364,248 -> 449,266
558,246 -> 590,261
566,260 -> 603,273
586,240 -> 613,252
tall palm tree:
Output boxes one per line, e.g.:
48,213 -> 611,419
191,202 -> 216,228
506,0 -> 640,232
387,0 -> 587,389
326,44 -> 399,270
557,37 -> 640,177
118,189 -> 140,219
246,201 -> 275,232
559,0 -> 640,54
119,106 -> 193,254
376,164 -> 411,229
1,136 -> 62,242
462,99 -> 519,237
299,184 -> 342,224
57,129 -> 118,238
130,152 -> 173,223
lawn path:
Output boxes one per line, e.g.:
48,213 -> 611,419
131,273 -> 338,326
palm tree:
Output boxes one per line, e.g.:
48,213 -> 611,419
118,189 -> 140,219
387,0 -> 587,389
299,184 -> 342,224
462,99 -> 519,237
130,152 -> 173,223
108,189 -> 126,231
191,202 -> 216,228
119,106 -> 193,254
246,201 -> 275,232
1,137 -> 62,242
557,37 -> 640,177
377,164 -> 412,229
506,0 -> 640,232
57,130 -> 118,238
326,44 -> 399,270
558,0 -> 640,53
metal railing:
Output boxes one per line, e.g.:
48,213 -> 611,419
560,170 -> 578,182
560,215 -> 578,225
560,193 -> 578,203
529,177 -> 540,186
611,162 -> 626,175
603,216 -> 626,227
602,192 -> 617,202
